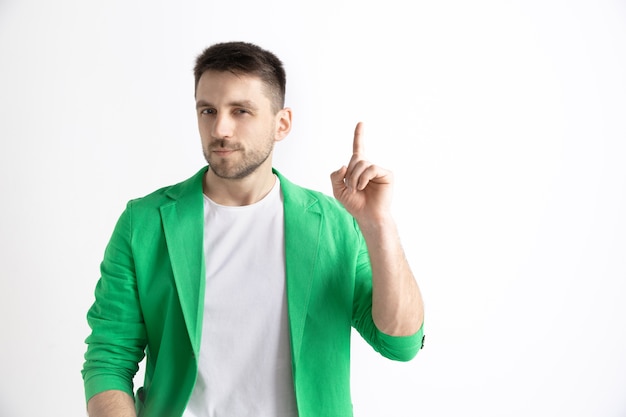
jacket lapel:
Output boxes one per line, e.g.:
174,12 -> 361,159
160,167 -> 207,355
157,167 -> 321,363
277,170 -> 322,366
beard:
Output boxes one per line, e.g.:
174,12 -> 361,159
203,135 -> 275,180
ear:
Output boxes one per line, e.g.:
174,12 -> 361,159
274,107 -> 292,142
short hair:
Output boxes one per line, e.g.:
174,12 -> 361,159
193,41 -> 286,112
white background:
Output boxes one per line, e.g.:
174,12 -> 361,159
1,1 -> 625,416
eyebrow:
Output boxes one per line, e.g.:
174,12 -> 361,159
195,99 -> 258,110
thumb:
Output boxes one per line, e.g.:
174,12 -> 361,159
330,166 -> 348,197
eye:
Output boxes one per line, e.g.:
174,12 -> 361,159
200,108 -> 216,115
235,109 -> 251,115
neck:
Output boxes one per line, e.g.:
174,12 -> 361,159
203,167 -> 276,206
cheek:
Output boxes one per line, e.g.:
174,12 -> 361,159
197,118 -> 212,136
238,120 -> 262,138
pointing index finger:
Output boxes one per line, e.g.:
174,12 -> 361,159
353,121 -> 364,156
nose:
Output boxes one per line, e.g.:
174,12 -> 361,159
211,113 -> 234,139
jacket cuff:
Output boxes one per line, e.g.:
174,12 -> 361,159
375,322 -> 425,362
83,373 -> 135,405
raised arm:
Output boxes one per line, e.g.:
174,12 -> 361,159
330,122 -> 424,336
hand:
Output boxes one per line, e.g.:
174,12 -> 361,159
330,122 -> 394,225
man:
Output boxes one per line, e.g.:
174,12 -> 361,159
82,41 -> 424,417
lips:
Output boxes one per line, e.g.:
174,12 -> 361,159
211,148 -> 239,158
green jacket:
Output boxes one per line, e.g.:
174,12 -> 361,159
82,166 -> 423,417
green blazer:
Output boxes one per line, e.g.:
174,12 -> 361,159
83,166 -> 423,417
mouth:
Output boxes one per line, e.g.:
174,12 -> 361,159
211,148 -> 238,156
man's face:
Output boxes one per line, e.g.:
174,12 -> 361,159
196,70 -> 283,180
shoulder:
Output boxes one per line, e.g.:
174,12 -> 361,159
275,170 -> 342,208
127,167 -> 207,209
275,169 -> 356,226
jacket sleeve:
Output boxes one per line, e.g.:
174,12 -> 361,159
82,201 -> 147,403
350,218 -> 424,362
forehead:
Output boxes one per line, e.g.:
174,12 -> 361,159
196,70 -> 271,104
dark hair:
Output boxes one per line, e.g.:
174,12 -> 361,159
193,41 -> 286,111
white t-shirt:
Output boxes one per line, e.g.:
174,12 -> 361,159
183,177 -> 298,417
